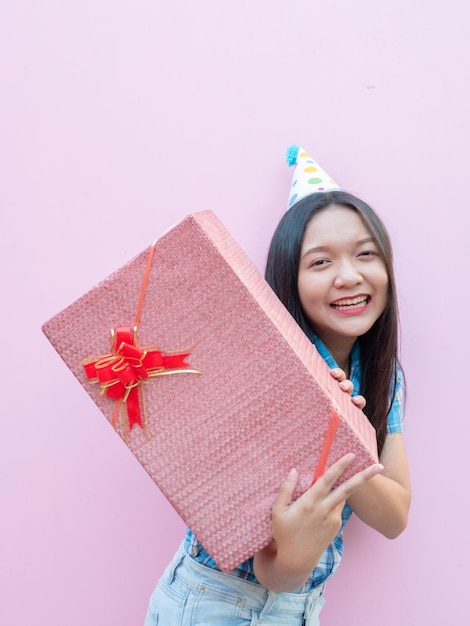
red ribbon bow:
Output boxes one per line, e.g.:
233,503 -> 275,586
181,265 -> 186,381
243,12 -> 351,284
83,326 -> 194,432
82,239 -> 199,438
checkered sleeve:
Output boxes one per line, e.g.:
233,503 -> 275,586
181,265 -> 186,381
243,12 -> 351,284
386,365 -> 405,434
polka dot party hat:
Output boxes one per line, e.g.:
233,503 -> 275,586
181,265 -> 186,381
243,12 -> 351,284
286,145 -> 341,209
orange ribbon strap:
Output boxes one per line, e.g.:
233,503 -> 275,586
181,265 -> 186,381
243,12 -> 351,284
311,402 -> 341,485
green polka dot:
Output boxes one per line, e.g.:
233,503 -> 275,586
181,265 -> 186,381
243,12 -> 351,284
308,177 -> 323,185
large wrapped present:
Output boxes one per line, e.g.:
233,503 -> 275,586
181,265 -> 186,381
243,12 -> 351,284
42,210 -> 378,572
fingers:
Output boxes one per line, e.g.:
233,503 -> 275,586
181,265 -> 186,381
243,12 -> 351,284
330,367 -> 346,382
275,455 -> 383,516
352,394 -> 366,410
330,368 -> 366,409
312,454 -> 384,507
330,368 -> 353,393
322,456 -> 384,507
273,467 -> 299,512
317,453 -> 356,491
333,463 -> 384,504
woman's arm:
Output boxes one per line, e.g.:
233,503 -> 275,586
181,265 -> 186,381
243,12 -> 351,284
329,368 -> 411,538
253,454 -> 384,592
346,432 -> 411,538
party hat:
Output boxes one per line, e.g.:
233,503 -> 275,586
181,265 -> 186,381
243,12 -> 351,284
286,145 -> 341,209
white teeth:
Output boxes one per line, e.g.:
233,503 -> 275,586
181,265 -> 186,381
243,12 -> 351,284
332,296 -> 368,310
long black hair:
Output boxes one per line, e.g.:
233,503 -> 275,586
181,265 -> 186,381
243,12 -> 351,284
265,191 -> 400,455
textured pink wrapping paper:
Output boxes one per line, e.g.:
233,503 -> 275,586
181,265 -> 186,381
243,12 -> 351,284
42,210 -> 378,572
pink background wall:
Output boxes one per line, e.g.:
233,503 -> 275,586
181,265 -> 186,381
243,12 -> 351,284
1,1 -> 468,624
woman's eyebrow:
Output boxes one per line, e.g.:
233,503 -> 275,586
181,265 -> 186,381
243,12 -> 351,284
302,245 -> 329,257
302,237 -> 376,257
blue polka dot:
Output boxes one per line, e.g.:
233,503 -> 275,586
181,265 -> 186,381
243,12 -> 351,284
292,179 -> 298,187
288,193 -> 298,206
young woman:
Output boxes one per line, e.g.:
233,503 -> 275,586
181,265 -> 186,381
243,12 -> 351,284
144,172 -> 411,626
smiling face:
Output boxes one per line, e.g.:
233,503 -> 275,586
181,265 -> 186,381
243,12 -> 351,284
298,204 -> 389,362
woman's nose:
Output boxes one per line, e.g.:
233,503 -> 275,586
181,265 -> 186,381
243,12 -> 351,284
333,260 -> 363,288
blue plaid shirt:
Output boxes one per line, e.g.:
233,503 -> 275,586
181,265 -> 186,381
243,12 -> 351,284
184,336 -> 404,592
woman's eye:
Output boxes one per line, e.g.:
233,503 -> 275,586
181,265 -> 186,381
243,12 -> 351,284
310,258 -> 329,267
359,250 -> 379,258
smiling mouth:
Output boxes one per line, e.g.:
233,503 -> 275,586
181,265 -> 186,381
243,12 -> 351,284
331,295 -> 370,311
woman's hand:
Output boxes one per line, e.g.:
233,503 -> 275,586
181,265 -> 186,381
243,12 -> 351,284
253,454 -> 383,592
330,367 -> 365,410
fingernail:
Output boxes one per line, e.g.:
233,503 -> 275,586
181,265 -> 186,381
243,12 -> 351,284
288,467 -> 297,479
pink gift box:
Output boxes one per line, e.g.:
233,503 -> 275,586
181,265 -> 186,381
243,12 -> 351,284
42,210 -> 378,572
